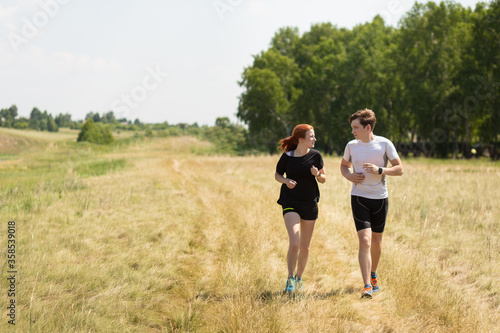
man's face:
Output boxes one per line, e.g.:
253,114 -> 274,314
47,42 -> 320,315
350,118 -> 370,140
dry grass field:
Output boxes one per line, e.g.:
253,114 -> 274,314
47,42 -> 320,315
0,131 -> 499,332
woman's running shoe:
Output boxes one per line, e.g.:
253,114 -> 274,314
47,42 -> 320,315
285,276 -> 296,292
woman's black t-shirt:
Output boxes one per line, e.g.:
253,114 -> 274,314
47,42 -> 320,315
276,149 -> 324,205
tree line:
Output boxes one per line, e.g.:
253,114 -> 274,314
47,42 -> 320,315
1,104 -> 250,153
0,105 -> 63,132
237,0 -> 500,159
0,106 -> 157,133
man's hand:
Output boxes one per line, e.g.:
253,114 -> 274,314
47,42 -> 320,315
363,163 -> 379,174
350,172 -> 365,184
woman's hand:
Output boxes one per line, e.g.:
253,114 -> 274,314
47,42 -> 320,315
310,166 -> 320,177
275,173 -> 297,188
286,179 -> 297,189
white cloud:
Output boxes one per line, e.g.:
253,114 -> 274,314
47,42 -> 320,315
0,43 -> 126,119
3,46 -> 122,75
52,51 -> 121,74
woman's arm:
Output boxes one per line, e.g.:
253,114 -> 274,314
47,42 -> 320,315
311,166 -> 326,184
275,172 -> 297,189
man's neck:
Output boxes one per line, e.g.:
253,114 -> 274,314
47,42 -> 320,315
360,132 -> 375,143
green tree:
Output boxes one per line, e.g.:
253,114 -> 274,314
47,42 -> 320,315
471,0 -> 500,159
293,23 -> 350,154
103,111 -> 116,124
13,119 -> 29,129
271,26 -> 300,58
396,1 -> 472,157
55,113 -> 73,128
238,49 -> 301,153
29,107 -> 43,130
1,105 -> 18,127
93,113 -> 101,123
85,112 -> 95,120
47,115 -> 58,132
215,117 -> 230,128
144,125 -> 153,137
202,119 -> 249,154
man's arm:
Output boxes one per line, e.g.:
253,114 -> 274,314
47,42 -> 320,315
340,158 -> 365,184
362,157 -> 403,176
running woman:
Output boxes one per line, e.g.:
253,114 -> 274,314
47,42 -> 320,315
340,109 -> 403,299
275,124 -> 326,292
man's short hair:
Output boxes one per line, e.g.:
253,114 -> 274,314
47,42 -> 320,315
349,108 -> 376,130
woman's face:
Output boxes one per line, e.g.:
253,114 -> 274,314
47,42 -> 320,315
300,129 -> 316,148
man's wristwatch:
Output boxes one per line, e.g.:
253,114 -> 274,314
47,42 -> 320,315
378,167 -> 383,174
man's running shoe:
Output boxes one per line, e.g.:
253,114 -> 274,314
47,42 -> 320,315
361,285 -> 373,299
295,276 -> 303,290
285,276 -> 296,293
371,276 -> 379,292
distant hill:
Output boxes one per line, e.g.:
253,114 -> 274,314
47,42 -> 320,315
0,128 -> 78,154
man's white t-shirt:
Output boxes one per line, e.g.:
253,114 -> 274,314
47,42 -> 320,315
342,135 -> 399,199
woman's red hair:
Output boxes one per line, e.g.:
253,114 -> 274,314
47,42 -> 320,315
278,124 -> 314,152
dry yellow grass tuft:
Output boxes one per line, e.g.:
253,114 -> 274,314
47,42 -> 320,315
0,134 -> 498,332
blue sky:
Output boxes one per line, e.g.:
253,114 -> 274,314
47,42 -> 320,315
0,0 -> 487,125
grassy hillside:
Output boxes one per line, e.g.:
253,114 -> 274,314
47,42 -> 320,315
0,130 -> 499,332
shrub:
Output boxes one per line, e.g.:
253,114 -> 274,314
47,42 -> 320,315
77,119 -> 114,145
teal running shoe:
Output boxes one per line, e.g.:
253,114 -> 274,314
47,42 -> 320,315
285,276 -> 296,292
295,276 -> 303,290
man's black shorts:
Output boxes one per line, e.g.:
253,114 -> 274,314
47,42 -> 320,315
351,195 -> 389,233
281,200 -> 318,221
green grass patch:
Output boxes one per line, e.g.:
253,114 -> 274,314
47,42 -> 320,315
74,158 -> 128,177
0,154 -> 18,160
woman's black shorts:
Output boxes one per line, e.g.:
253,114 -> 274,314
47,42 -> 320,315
281,200 -> 318,221
351,195 -> 389,233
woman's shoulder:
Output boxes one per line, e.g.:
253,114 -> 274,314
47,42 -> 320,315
309,149 -> 323,157
277,151 -> 290,161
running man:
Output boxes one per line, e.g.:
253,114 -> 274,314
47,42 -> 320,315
340,109 -> 403,299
